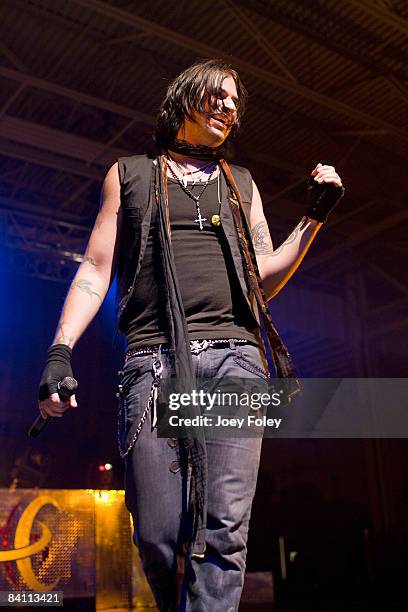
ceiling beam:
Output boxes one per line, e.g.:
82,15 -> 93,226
0,195 -> 90,224
230,0 -> 407,83
344,0 -> 408,35
221,0 -> 298,83
0,41 -> 28,72
0,42 -> 29,119
0,139 -> 103,180
0,114 -> 129,166
70,0 -> 408,145
0,65 -> 155,125
1,171 -> 82,207
0,84 -> 26,120
387,76 -> 408,105
334,129 -> 389,137
107,31 -> 151,46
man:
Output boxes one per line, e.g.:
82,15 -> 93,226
39,59 -> 344,611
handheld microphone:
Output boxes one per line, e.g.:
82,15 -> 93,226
28,377 -> 78,438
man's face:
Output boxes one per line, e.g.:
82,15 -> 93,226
177,75 -> 239,147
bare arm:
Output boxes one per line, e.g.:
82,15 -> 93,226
38,163 -> 121,418
250,163 -> 343,300
52,162 -> 122,348
250,192 -> 321,301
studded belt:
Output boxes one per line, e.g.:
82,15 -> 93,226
125,338 -> 249,361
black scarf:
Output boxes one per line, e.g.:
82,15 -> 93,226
155,155 -> 207,558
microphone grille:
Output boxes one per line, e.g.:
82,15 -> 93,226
59,376 -> 78,394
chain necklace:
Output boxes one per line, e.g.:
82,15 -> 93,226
168,160 -> 217,230
168,155 -> 215,187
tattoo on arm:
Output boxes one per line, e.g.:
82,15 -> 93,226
268,219 -> 307,257
251,221 -> 274,255
83,255 -> 97,266
71,278 -> 103,303
269,226 -> 299,257
55,322 -> 74,347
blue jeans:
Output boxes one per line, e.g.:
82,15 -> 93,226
118,341 -> 269,612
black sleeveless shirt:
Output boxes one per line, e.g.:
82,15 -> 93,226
123,176 -> 259,348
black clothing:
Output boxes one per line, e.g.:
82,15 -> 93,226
116,156 -> 257,337
124,177 -> 258,349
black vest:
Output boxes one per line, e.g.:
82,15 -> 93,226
116,154 -> 260,332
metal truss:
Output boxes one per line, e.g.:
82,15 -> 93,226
0,206 -> 89,282
232,0 -> 407,82
0,246 -> 78,282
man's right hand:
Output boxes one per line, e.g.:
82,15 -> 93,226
38,344 -> 78,418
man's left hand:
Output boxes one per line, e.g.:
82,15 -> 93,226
311,163 -> 343,188
306,162 -> 345,223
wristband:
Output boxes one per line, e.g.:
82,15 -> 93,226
306,176 -> 345,223
38,344 -> 73,401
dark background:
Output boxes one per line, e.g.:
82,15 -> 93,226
1,0 -> 407,609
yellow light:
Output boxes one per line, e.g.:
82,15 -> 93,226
104,463 -> 113,471
94,490 -> 124,505
96,491 -> 112,504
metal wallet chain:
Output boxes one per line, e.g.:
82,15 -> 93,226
118,350 -> 163,459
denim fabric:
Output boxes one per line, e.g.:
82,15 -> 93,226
118,342 -> 268,612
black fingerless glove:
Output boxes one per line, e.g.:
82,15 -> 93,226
305,176 -> 345,223
38,344 -> 73,401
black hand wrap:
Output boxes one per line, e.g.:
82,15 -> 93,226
305,176 -> 345,223
39,344 -> 73,401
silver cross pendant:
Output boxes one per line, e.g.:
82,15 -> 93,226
194,206 -> 207,230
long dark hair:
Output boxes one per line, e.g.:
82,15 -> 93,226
154,59 -> 248,152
